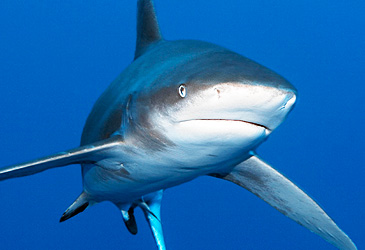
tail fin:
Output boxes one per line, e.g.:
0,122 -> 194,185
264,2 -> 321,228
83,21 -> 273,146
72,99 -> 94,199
140,190 -> 165,250
116,190 -> 166,250
0,137 -> 123,181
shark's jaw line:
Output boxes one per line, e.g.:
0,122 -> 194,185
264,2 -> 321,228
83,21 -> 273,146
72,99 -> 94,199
179,119 -> 271,131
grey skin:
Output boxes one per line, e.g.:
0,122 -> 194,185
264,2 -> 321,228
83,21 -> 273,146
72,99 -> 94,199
0,1 -> 357,250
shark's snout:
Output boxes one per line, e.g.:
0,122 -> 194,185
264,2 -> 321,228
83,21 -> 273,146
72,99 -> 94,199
261,87 -> 297,131
197,82 -> 297,133
281,91 -> 296,111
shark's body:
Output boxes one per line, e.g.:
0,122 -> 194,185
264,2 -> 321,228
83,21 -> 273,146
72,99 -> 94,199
0,1 -> 357,249
80,38 -> 295,204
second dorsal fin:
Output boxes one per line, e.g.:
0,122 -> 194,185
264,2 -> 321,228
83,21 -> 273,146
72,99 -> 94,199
135,0 -> 162,59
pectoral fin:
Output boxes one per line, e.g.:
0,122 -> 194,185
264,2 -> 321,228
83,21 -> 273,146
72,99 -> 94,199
212,153 -> 357,250
0,137 -> 123,181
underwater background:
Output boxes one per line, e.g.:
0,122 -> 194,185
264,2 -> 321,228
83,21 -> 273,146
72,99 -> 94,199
0,0 -> 363,249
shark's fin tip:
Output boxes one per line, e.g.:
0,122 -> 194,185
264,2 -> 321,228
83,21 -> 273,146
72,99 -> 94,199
120,207 -> 138,235
60,193 -> 90,222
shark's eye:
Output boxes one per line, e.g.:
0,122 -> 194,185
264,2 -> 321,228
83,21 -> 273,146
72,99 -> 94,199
178,84 -> 186,98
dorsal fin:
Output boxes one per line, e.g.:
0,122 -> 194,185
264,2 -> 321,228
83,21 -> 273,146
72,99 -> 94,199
135,0 -> 162,59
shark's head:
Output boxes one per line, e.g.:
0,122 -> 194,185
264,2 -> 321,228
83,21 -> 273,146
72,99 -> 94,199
129,42 -> 296,165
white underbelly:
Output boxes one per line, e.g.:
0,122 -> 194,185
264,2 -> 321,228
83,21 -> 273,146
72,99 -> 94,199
81,121 -> 268,203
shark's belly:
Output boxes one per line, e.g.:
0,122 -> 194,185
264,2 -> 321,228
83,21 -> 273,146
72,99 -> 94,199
81,145 -> 253,203
81,164 -> 198,203
81,120 -> 269,203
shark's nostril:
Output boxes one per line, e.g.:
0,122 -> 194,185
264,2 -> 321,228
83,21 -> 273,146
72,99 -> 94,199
281,92 -> 296,110
287,92 -> 297,107
214,87 -> 221,98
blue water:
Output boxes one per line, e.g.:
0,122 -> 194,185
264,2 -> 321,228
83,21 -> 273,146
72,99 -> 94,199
0,1 -> 363,249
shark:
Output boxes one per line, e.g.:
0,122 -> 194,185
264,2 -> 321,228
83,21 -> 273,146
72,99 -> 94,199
1,0 -> 357,249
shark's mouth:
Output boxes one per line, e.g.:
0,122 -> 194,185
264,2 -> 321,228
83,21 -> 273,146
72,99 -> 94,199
180,119 -> 270,131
